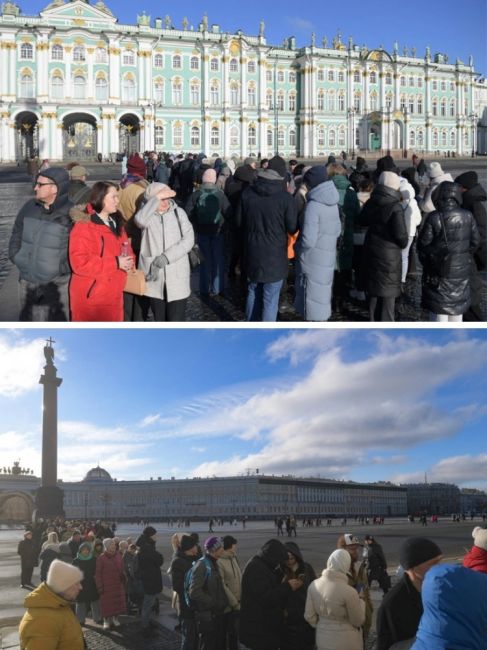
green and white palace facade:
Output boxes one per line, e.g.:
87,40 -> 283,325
0,0 -> 485,162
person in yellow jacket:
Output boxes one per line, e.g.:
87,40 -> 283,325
19,559 -> 85,650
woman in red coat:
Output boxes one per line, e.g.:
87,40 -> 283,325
95,538 -> 127,629
69,181 -> 134,321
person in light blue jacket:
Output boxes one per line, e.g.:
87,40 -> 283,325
412,563 -> 487,650
294,166 -> 341,321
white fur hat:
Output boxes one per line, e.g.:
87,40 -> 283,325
472,526 -> 487,551
46,559 -> 83,594
428,162 -> 444,179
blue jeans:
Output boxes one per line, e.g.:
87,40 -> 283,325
141,593 -> 157,628
246,281 -> 283,321
198,233 -> 225,295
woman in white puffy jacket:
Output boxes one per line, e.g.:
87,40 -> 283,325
399,177 -> 422,283
304,549 -> 365,650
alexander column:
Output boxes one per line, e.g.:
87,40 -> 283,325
35,338 -> 64,519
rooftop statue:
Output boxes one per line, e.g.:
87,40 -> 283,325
2,1 -> 20,15
322,35 -> 328,48
259,19 -> 265,37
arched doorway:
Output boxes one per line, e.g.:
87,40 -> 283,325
63,113 -> 97,161
119,114 -> 141,155
0,492 -> 33,523
15,111 -> 39,161
369,123 -> 381,151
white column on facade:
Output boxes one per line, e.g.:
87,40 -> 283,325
258,50 -> 267,155
86,47 -> 94,100
363,66 -> 369,112
145,47 -> 152,103
0,112 -> 10,161
108,38 -> 121,104
309,60 -> 317,158
143,109 -> 154,150
393,66 -> 400,111
241,118 -> 248,157
36,33 -> 50,101
203,45 -> 210,107
0,44 -> 8,97
97,121 -> 103,156
203,117 -> 211,153
111,116 -> 119,157
137,49 -> 145,102
54,115 -> 63,160
38,111 -> 50,159
64,46 -> 72,100
10,42 -> 17,97
300,64 -> 309,157
7,118 -> 16,161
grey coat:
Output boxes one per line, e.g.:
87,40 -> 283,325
135,197 -> 194,303
294,181 -> 341,321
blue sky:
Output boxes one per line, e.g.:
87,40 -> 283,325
1,328 -> 487,490
20,0 -> 487,74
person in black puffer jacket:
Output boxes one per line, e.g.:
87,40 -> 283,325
359,171 -> 409,321
240,539 -> 303,650
8,167 -> 73,321
418,181 -> 480,321
170,535 -> 200,650
135,527 -> 163,637
455,171 -> 487,321
241,156 -> 298,321
226,164 -> 257,281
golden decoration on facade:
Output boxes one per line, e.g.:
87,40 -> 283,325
72,19 -> 86,26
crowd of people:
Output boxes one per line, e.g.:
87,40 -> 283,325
16,518 -> 487,649
8,150 -> 486,322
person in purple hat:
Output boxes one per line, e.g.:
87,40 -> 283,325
188,536 -> 229,650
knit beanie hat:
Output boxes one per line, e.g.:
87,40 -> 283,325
268,155 -> 287,179
202,168 -> 217,184
204,536 -> 223,552
222,535 -> 238,550
304,165 -> 328,189
455,171 -> 478,190
127,154 -> 146,177
181,535 -> 197,553
399,537 -> 442,569
379,171 -> 401,192
47,559 -> 83,594
472,526 -> 487,551
428,162 -> 444,179
143,526 -> 157,538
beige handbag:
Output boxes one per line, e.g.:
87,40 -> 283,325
123,269 -> 146,295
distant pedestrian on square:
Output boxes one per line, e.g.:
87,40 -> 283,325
69,181 -> 134,321
8,167 -> 72,321
18,530 -> 37,589
19,559 -> 85,650
242,155 -> 298,321
418,181 -> 480,322
95,538 -> 127,630
363,535 -> 390,594
68,166 -> 91,206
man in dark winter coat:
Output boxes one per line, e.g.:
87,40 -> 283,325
240,538 -> 303,650
226,164 -> 257,280
67,530 -> 82,559
418,181 -> 480,321
18,530 -> 37,588
135,526 -> 163,638
169,534 -> 199,650
455,171 -> 487,320
189,536 -> 229,650
359,170 -> 409,321
376,537 -> 442,650
242,155 -> 298,321
9,167 -> 72,321
68,166 -> 91,205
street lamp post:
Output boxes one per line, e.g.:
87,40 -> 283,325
469,112 -> 478,156
403,106 -> 409,158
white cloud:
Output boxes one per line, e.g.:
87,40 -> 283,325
286,17 -> 314,32
139,414 -> 162,428
186,335 -> 487,480
266,330 -> 347,365
0,335 -> 51,397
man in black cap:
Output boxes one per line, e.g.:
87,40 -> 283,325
376,536 -> 442,650
455,171 -> 487,321
9,167 -> 73,320
170,534 -> 200,649
241,155 -> 298,321
364,534 -> 390,595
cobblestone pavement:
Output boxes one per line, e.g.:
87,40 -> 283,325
82,619 -> 181,650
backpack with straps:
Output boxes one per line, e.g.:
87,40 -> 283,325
183,556 -> 212,608
195,188 -> 223,226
